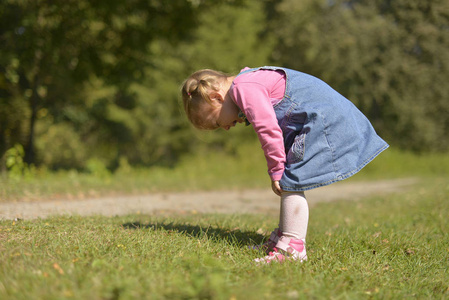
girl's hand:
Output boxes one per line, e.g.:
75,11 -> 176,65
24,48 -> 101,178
271,180 -> 283,196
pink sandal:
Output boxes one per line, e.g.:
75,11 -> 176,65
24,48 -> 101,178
249,228 -> 282,254
254,236 -> 307,264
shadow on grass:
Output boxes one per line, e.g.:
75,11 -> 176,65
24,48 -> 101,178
122,221 -> 265,247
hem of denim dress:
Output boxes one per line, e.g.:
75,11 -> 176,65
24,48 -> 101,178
280,143 -> 389,192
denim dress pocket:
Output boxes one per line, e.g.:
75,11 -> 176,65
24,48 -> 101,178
287,133 -> 306,164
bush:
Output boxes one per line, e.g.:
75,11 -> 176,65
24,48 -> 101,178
35,122 -> 87,170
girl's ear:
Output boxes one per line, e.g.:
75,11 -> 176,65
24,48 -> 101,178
209,91 -> 224,103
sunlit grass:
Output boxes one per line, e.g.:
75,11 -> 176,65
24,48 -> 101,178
1,179 -> 447,299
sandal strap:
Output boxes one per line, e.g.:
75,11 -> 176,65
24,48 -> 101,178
275,236 -> 305,253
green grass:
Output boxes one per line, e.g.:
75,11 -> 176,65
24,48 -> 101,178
1,146 -> 448,298
1,178 -> 448,299
1,144 -> 448,202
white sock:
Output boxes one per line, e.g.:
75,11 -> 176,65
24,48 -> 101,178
279,191 -> 309,240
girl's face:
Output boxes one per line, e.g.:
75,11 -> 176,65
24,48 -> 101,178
203,97 -> 243,131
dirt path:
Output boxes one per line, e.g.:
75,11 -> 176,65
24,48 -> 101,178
0,178 -> 416,220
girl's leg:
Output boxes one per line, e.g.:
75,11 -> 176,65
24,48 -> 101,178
255,191 -> 309,263
279,191 -> 309,240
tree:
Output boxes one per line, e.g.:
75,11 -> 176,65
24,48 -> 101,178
115,0 -> 276,167
271,0 -> 449,151
56,0 -> 273,169
0,0 -> 240,168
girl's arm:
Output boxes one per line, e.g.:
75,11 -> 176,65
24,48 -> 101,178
231,81 -> 286,182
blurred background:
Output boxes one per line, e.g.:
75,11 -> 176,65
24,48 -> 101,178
1,0 -> 448,197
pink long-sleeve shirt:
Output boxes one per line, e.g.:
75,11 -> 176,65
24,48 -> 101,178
230,68 -> 287,181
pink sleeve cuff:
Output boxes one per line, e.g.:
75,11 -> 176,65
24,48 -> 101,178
269,171 -> 284,182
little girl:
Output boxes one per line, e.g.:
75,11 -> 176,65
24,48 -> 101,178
181,66 -> 388,263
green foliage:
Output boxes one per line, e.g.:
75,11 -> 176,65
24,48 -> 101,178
271,0 -> 449,151
0,90 -> 30,158
1,0 -> 449,174
0,0 -> 249,169
185,0 -> 275,73
0,179 -> 448,299
92,0 -> 275,167
4,144 -> 36,181
85,158 -> 111,180
35,121 -> 87,170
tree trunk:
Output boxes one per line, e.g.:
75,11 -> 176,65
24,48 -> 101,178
0,122 -> 6,173
24,76 -> 40,165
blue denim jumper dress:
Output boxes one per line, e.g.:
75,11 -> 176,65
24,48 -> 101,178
238,67 -> 389,191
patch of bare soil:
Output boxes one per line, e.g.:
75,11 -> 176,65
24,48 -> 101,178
0,178 -> 417,220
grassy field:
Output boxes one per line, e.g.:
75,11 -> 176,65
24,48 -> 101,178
1,146 -> 448,299
1,178 -> 448,299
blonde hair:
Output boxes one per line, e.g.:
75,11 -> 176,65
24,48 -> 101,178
181,69 -> 230,129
